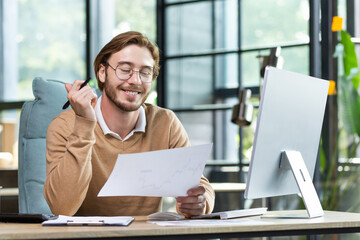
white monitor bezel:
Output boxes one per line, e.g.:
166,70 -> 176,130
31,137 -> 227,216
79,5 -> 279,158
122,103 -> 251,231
245,67 -> 329,201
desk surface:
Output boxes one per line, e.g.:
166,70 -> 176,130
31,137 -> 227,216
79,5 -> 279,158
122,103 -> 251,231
1,210 -> 360,239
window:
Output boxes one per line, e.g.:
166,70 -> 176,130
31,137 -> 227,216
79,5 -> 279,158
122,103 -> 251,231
0,0 -> 156,169
0,0 -> 87,169
2,0 -> 86,101
354,1 -> 360,64
335,0 -> 360,213
158,0 -> 310,211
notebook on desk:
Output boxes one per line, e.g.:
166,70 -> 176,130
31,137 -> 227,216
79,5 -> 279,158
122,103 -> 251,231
191,207 -> 267,220
42,215 -> 134,226
148,207 -> 267,221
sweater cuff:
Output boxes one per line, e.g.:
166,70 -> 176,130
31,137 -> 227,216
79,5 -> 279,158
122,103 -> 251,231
73,115 -> 97,139
204,187 -> 215,214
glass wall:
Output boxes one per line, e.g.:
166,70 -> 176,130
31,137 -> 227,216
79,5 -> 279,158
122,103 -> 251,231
241,0 -> 309,49
2,0 -> 86,101
355,1 -> 360,65
0,0 -> 87,169
0,0 -> 156,169
161,0 -> 309,163
159,0 -> 310,211
335,0 -> 360,213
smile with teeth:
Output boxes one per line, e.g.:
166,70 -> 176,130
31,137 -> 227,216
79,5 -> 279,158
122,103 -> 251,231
124,90 -> 139,96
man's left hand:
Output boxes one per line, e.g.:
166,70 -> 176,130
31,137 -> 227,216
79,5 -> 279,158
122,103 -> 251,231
176,186 -> 206,217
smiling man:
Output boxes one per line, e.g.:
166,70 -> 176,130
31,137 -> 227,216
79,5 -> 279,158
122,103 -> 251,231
43,31 -> 215,217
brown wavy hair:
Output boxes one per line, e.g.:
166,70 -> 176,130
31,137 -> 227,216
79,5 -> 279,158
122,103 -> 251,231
93,31 -> 160,91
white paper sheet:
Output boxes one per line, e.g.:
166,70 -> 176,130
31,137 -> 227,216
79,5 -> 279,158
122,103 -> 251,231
148,218 -> 272,227
98,144 -> 212,197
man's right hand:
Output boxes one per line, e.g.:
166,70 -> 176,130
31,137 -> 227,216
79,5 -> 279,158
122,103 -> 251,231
65,80 -> 97,120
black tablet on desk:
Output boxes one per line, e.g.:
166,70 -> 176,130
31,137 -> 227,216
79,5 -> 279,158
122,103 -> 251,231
0,213 -> 56,223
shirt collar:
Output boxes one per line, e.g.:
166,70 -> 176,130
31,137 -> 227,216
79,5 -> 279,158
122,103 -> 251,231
95,96 -> 146,141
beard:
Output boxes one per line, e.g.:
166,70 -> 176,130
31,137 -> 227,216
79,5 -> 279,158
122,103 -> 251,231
103,75 -> 150,112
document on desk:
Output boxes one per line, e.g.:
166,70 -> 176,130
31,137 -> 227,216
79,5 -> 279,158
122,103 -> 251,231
148,218 -> 272,227
42,215 -> 134,226
98,144 -> 213,197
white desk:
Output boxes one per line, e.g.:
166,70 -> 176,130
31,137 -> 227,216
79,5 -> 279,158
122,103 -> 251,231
1,211 -> 360,239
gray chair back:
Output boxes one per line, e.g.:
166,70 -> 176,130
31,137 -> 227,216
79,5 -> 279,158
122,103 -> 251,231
18,78 -> 68,214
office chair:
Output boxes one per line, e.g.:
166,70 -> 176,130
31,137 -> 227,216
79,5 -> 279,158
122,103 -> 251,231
18,77 -> 69,214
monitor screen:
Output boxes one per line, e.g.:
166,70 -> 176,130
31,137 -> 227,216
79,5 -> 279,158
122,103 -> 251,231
245,67 -> 329,201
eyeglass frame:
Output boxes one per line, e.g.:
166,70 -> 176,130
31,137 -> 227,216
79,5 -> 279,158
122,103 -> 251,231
105,62 -> 154,83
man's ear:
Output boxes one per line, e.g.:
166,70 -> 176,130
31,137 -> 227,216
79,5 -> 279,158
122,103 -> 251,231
98,64 -> 106,83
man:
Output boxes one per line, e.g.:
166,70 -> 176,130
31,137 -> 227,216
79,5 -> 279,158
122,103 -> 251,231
44,31 -> 215,217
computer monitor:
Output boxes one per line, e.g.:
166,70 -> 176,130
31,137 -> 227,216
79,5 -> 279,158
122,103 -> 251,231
244,66 -> 329,218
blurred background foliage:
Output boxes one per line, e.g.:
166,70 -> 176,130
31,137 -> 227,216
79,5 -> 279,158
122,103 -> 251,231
320,30 -> 360,211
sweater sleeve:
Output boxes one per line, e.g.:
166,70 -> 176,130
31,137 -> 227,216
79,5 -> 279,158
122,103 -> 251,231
44,112 -> 96,216
200,175 -> 215,214
169,111 -> 215,214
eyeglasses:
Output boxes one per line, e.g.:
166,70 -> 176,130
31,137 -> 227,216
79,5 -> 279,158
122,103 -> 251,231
106,62 -> 153,83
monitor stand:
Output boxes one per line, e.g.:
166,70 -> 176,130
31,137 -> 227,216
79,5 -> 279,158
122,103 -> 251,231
262,150 -> 324,219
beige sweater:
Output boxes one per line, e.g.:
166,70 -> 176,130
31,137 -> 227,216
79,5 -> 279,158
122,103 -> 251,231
44,103 -> 215,216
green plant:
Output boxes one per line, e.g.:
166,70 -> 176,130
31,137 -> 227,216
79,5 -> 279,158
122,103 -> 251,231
320,30 -> 360,211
